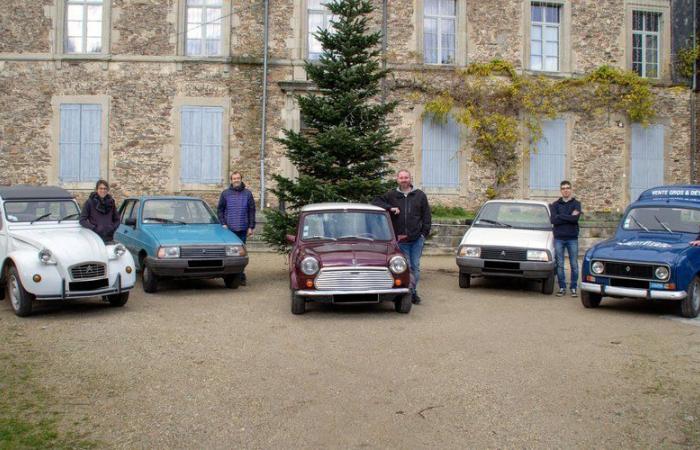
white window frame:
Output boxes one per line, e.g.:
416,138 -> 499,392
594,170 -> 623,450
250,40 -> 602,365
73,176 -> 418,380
177,0 -> 231,58
523,0 -> 571,74
415,0 -> 467,66
423,0 -> 457,65
530,2 -> 560,72
625,1 -> 671,81
54,0 -> 111,56
632,11 -> 661,78
306,0 -> 335,60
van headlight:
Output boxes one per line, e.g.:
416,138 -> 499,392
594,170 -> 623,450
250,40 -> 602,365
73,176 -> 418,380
526,250 -> 549,262
654,266 -> 670,281
225,245 -> 247,257
389,256 -> 408,274
38,248 -> 57,265
458,246 -> 480,257
591,261 -> 605,274
300,257 -> 320,276
157,246 -> 180,258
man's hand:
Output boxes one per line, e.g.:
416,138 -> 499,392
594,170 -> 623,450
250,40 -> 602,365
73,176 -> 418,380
247,228 -> 254,237
572,210 -> 580,216
690,240 -> 700,247
222,224 -> 228,228
390,207 -> 400,215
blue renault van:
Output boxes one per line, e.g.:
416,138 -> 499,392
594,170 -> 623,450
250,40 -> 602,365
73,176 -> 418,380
581,185 -> 700,318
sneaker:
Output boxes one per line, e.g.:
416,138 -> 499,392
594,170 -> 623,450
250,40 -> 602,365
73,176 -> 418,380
570,288 -> 577,297
556,288 -> 566,297
411,293 -> 422,304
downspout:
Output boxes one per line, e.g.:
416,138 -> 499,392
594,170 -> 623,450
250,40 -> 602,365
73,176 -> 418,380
381,0 -> 387,104
692,0 -> 697,183
259,0 -> 270,207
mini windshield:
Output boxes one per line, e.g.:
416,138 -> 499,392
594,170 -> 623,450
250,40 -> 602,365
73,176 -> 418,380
141,199 -> 219,225
300,211 -> 393,241
622,206 -> 700,234
473,202 -> 551,230
4,200 -> 80,223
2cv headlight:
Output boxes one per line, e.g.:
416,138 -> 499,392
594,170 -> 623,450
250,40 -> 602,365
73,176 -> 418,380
300,257 -> 320,276
38,248 -> 57,265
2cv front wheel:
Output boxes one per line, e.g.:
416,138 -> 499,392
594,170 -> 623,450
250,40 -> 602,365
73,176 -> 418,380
7,266 -> 33,317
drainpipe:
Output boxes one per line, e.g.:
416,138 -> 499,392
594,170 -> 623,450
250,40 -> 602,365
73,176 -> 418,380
259,0 -> 270,207
692,0 -> 698,183
381,0 -> 387,104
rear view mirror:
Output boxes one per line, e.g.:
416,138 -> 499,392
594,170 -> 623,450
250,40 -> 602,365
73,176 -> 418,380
286,234 -> 296,244
124,218 -> 137,227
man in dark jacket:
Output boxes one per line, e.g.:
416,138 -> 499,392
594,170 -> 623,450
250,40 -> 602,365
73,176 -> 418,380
373,169 -> 431,304
79,179 -> 121,243
217,171 -> 256,284
550,180 -> 582,297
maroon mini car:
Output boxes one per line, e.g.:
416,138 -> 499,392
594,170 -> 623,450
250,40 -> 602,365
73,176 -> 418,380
286,203 -> 412,314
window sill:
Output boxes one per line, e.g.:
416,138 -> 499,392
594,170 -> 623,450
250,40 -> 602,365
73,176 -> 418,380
59,182 -> 98,191
423,187 -> 461,195
177,183 -> 225,192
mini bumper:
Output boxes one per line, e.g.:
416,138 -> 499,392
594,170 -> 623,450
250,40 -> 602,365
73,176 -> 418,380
456,257 -> 554,279
35,273 -> 134,301
296,288 -> 410,297
145,256 -> 249,277
581,282 -> 687,300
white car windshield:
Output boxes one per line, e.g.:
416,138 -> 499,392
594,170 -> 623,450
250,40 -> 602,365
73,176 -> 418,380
4,200 -> 80,223
474,203 -> 551,230
622,206 -> 700,234
301,212 -> 392,241
141,199 -> 219,225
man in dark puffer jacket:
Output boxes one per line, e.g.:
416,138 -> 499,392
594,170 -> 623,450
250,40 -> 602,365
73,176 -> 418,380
79,179 -> 121,243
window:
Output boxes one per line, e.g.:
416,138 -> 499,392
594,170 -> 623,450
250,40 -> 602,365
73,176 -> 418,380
59,104 -> 102,183
185,0 -> 223,56
424,0 -> 456,65
529,119 -> 566,192
632,11 -> 661,78
530,3 -> 560,72
307,0 -> 335,60
120,201 -> 135,224
422,115 -> 460,189
64,0 -> 104,53
180,106 -> 224,184
630,123 -> 664,201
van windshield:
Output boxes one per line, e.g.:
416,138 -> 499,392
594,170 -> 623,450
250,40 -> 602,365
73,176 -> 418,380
473,202 -> 551,230
622,206 -> 700,234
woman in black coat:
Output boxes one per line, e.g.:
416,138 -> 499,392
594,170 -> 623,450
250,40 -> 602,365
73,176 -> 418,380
79,179 -> 121,243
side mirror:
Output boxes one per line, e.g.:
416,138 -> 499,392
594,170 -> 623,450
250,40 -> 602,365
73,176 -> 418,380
286,234 -> 296,244
124,218 -> 137,227
397,234 -> 408,243
465,219 -> 473,226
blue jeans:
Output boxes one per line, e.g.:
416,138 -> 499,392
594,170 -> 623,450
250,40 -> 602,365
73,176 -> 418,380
399,236 -> 425,292
233,229 -> 247,244
554,238 -> 578,290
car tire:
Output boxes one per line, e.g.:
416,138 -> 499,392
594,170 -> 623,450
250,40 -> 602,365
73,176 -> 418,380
542,273 -> 555,295
7,266 -> 33,317
581,290 -> 602,308
680,276 -> 700,318
104,292 -> 129,307
142,263 -> 158,294
458,273 -> 471,289
394,293 -> 412,313
223,274 -> 242,289
291,291 -> 306,315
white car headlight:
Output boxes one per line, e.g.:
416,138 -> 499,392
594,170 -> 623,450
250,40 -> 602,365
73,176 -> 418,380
655,266 -> 670,281
591,261 -> 605,275
157,246 -> 180,258
38,248 -> 57,265
226,245 -> 247,257
114,243 -> 127,258
389,255 -> 408,274
300,256 -> 320,276
526,250 -> 549,262
458,246 -> 480,257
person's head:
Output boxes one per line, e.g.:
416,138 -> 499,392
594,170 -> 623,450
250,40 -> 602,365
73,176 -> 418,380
230,172 -> 242,187
95,179 -> 109,199
560,180 -> 572,200
396,169 -> 412,191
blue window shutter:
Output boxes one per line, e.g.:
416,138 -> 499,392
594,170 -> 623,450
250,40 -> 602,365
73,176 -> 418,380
530,119 -> 566,190
422,115 -> 460,189
181,106 -> 223,184
59,104 -> 82,182
201,107 -> 223,183
80,104 -> 101,181
630,123 -> 664,201
181,107 -> 202,183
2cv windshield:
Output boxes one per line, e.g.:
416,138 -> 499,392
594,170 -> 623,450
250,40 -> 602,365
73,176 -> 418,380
301,212 -> 393,242
622,206 -> 700,234
4,200 -> 80,223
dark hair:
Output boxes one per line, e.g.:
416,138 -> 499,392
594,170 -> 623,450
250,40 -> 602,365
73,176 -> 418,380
95,179 -> 109,190
560,180 -> 571,188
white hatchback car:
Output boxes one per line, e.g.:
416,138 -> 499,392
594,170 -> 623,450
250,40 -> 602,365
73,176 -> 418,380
455,200 -> 555,294
0,186 -> 136,316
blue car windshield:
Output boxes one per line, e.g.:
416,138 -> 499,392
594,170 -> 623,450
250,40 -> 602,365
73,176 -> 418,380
622,206 -> 700,234
301,212 -> 393,241
473,202 -> 551,230
142,199 -> 218,225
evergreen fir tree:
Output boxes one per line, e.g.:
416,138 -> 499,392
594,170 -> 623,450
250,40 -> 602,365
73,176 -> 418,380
262,0 -> 401,253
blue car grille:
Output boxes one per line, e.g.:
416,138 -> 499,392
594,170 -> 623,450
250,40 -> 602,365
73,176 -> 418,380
180,247 -> 226,258
601,262 -> 654,279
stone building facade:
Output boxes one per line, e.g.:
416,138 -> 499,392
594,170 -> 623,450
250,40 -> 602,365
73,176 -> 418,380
0,0 -> 696,212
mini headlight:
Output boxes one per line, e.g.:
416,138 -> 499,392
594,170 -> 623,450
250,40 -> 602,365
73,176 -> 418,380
38,248 -> 56,265
591,261 -> 605,275
458,246 -> 480,257
300,256 -> 320,276
157,246 -> 180,258
225,245 -> 247,257
526,250 -> 549,262
655,266 -> 669,281
389,255 -> 408,274
113,244 -> 127,257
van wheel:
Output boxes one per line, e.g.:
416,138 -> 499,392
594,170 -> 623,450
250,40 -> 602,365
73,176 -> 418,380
142,263 -> 158,293
291,291 -> 306,315
394,293 -> 412,313
104,292 -> 129,307
581,290 -> 602,308
680,276 -> 700,318
8,266 -> 33,317
542,274 -> 555,295
459,273 -> 471,288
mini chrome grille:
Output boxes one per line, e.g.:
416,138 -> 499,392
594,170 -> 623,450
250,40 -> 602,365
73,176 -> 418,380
180,247 -> 226,258
480,247 -> 528,261
70,263 -> 106,280
315,268 -> 394,291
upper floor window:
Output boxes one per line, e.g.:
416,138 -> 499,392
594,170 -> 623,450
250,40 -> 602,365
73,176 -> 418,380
186,0 -> 223,56
65,0 -> 103,53
424,0 -> 456,65
530,3 -> 560,72
308,0 -> 335,60
632,11 -> 661,78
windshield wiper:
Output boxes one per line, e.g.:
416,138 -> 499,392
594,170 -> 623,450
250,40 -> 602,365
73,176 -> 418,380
30,213 -> 52,224
629,215 -> 649,232
305,236 -> 337,241
478,219 -> 512,228
338,235 -> 375,241
58,213 -> 79,223
654,215 -> 673,233
143,217 -> 186,224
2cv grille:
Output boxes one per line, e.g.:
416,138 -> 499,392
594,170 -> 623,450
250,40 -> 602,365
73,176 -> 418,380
70,263 -> 106,280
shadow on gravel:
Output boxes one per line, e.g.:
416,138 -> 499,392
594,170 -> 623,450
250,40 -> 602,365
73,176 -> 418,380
23,299 -> 127,318
590,297 -> 681,317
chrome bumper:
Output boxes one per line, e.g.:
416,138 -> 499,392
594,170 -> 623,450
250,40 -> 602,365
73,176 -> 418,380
296,288 -> 410,297
581,282 -> 687,300
35,273 -> 133,301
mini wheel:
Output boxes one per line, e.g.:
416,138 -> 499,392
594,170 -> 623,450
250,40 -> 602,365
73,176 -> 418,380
291,291 -> 306,315
394,293 -> 412,313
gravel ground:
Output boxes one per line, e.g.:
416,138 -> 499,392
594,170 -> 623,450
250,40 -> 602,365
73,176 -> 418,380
1,253 -> 700,449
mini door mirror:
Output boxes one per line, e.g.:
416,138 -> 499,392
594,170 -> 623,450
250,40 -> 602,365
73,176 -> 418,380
286,234 -> 296,243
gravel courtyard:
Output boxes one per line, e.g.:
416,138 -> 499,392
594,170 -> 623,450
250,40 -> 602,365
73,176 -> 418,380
2,254 -> 700,448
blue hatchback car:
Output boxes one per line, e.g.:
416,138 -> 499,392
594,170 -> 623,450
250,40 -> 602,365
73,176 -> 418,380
115,196 -> 248,293
581,185 -> 700,318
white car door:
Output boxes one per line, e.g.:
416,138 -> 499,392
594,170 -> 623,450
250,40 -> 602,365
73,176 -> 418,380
0,201 -> 7,263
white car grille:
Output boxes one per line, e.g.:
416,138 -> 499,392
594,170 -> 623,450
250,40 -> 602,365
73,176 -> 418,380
70,262 -> 106,280
315,267 -> 394,291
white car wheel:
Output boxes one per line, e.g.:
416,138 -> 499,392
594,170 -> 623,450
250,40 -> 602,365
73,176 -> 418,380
8,267 -> 33,317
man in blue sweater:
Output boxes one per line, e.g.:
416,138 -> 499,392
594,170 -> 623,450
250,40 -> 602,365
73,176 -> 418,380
217,172 -> 256,285
549,180 -> 582,297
